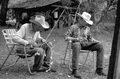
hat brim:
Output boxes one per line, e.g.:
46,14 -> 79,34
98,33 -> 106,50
41,22 -> 49,29
84,19 -> 93,25
29,20 -> 49,29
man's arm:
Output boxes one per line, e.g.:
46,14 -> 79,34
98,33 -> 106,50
91,37 -> 101,43
12,24 -> 29,45
86,27 -> 101,43
34,31 -> 46,44
65,25 -> 79,42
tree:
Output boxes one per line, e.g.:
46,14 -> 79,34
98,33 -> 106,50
0,0 -> 9,26
0,0 -> 3,4
93,0 -> 117,26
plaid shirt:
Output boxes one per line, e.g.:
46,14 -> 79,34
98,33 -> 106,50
65,24 -> 93,42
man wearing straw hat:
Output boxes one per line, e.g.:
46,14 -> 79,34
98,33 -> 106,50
65,12 -> 106,78
12,15 -> 52,72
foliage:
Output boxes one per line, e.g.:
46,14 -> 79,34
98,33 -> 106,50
61,0 -> 76,6
61,0 -> 117,23
59,0 -> 117,38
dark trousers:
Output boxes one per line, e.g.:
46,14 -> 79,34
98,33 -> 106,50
18,43 -> 51,70
42,43 -> 52,67
71,42 -> 104,70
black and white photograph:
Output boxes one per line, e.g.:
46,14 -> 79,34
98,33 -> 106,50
0,0 -> 119,79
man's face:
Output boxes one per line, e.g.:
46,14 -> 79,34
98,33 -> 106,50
32,23 -> 40,31
78,18 -> 87,28
32,23 -> 44,32
80,19 -> 87,26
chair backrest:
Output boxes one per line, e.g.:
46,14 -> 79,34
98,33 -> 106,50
2,29 -> 33,57
2,29 -> 17,47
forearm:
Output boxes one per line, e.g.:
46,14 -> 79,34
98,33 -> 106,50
65,36 -> 79,42
12,36 -> 29,45
92,38 -> 101,43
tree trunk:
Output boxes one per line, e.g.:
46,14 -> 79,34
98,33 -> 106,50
0,0 -> 9,26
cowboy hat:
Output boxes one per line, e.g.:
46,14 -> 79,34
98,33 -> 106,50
77,12 -> 93,25
29,15 -> 49,29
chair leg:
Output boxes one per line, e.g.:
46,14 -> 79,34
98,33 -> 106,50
0,57 -> 20,70
0,53 -> 11,70
63,43 -> 69,64
0,45 -> 21,70
24,47 -> 34,75
91,52 -> 96,71
82,51 -> 90,65
68,49 -> 72,71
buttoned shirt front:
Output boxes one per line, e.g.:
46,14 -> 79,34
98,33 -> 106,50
65,24 -> 93,43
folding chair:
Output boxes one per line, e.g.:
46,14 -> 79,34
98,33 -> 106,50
63,40 -> 96,71
0,29 -> 34,74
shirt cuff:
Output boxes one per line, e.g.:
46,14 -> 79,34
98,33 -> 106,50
24,41 -> 29,45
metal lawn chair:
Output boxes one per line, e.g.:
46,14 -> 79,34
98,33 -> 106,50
63,40 -> 96,71
0,29 -> 34,74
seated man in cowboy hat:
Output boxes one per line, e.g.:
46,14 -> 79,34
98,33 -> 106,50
65,12 -> 106,78
12,15 -> 52,72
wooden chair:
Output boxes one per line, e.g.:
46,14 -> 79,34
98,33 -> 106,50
63,40 -> 96,71
0,29 -> 34,74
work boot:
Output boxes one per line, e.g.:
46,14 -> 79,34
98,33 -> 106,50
42,62 -> 50,68
72,69 -> 82,79
95,68 -> 107,76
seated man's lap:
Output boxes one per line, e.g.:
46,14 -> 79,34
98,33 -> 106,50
71,42 -> 100,50
16,47 -> 44,56
81,42 -> 101,51
27,47 -> 44,55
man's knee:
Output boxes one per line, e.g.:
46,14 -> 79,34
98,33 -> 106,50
96,43 -> 104,50
72,42 -> 81,49
36,48 -> 44,56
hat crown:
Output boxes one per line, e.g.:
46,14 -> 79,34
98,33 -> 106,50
31,15 -> 49,29
81,12 -> 91,21
35,15 -> 45,25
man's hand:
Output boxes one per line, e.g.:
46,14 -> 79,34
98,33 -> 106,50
36,37 -> 46,44
27,40 -> 37,47
92,38 -> 101,43
65,37 -> 71,41
65,37 -> 79,42
41,38 -> 46,43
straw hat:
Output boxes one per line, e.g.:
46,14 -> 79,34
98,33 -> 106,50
29,15 -> 49,29
78,12 -> 93,25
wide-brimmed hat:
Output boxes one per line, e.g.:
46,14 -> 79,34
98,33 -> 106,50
77,12 -> 93,25
29,15 -> 49,29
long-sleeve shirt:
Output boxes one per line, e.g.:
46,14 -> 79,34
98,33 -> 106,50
65,24 -> 96,43
12,23 -> 42,50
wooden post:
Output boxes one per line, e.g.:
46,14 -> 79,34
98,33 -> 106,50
107,0 -> 120,79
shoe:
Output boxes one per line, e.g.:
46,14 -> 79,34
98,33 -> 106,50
72,69 -> 82,79
95,68 -> 107,76
44,66 -> 57,72
42,62 -> 50,68
32,68 -> 46,72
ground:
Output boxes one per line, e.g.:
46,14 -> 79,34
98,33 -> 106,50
0,22 -> 114,79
